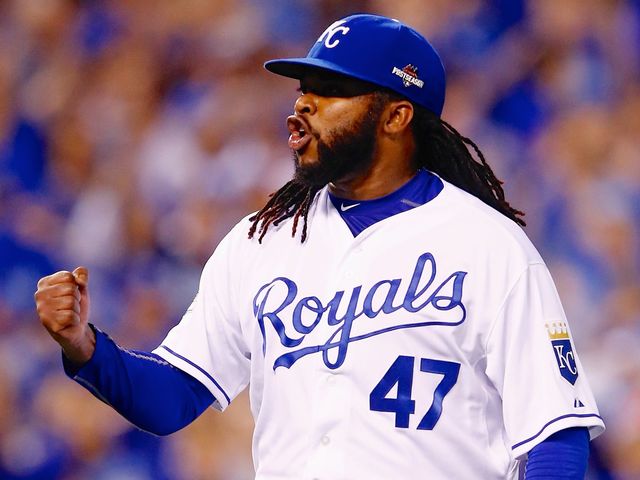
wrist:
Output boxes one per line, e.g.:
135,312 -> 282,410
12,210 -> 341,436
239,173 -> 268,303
62,325 -> 97,365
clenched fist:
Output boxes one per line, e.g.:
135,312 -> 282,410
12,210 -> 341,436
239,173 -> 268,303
34,267 -> 96,365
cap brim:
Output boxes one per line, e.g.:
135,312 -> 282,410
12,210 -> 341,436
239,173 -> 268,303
264,57 -> 379,87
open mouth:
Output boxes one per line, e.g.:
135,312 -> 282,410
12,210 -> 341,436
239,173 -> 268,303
287,115 -> 313,152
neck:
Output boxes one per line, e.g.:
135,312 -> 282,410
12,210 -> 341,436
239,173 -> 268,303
328,138 -> 416,200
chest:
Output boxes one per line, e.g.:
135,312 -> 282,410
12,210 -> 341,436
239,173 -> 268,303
238,229 -> 494,377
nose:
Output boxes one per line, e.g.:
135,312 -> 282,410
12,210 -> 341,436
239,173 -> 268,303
294,92 -> 318,116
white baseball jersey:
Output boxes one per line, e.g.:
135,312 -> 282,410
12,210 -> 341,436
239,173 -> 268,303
154,177 -> 604,480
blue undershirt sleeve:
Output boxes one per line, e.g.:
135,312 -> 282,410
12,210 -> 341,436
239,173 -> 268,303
524,427 -> 590,479
62,326 -> 214,436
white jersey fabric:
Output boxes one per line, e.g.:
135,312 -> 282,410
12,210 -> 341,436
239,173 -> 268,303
154,178 -> 604,480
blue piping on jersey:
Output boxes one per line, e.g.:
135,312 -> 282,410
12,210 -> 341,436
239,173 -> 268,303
74,376 -> 113,406
512,413 -> 603,450
160,345 -> 231,404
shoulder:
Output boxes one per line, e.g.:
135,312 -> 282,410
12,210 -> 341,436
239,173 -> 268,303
423,179 -> 543,267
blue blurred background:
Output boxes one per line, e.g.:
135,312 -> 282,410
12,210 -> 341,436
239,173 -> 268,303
1,0 -> 638,478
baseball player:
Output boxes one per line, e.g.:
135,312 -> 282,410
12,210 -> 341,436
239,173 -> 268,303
35,14 -> 604,479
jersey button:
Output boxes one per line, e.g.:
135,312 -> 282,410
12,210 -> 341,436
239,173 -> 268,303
321,435 -> 331,445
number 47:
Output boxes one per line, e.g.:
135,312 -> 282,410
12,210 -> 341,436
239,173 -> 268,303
369,355 -> 461,430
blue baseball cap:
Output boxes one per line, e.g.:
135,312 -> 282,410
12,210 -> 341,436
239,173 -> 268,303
264,14 -> 446,116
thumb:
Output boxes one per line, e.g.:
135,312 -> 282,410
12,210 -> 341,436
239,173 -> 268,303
73,267 -> 89,289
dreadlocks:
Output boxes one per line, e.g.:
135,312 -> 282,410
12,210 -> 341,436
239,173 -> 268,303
248,180 -> 321,243
409,102 -> 526,228
248,92 -> 525,243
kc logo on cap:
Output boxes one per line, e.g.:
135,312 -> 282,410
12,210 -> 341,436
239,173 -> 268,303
317,20 -> 351,49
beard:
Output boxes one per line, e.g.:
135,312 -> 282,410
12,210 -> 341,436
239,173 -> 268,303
292,96 -> 386,187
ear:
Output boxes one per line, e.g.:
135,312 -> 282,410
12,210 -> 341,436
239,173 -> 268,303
382,100 -> 414,135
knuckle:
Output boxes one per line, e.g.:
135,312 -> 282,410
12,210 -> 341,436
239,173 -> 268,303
62,297 -> 79,310
54,311 -> 73,328
39,313 -> 55,329
34,294 -> 49,310
57,298 -> 70,309
63,284 -> 79,296
35,301 -> 50,317
50,271 -> 74,285
48,321 -> 63,334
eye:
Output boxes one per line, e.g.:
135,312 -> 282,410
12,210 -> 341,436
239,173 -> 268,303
326,87 -> 341,96
318,84 -> 343,97
296,83 -> 347,97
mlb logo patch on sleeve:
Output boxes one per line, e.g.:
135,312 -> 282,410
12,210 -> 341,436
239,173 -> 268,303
546,323 -> 578,385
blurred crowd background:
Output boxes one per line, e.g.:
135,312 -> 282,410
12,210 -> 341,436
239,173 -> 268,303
0,0 -> 638,478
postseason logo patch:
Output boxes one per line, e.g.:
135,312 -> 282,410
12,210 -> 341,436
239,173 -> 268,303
546,322 -> 578,385
391,64 -> 424,88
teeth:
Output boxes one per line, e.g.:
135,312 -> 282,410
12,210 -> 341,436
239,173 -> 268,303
299,128 -> 306,136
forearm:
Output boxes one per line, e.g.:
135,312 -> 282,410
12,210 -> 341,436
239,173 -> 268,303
63,326 -> 214,435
